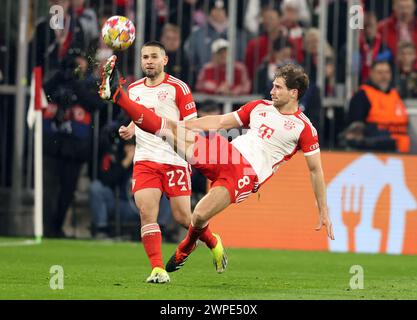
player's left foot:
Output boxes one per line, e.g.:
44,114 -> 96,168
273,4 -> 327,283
145,267 -> 170,284
211,233 -> 228,273
165,244 -> 196,273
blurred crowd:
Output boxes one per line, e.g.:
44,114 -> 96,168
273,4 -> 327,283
1,0 -> 415,238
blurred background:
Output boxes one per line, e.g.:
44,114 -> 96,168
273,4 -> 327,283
0,0 -> 416,254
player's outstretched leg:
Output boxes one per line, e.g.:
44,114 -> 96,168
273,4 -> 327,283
166,187 -> 230,273
165,225 -> 227,273
99,55 -> 165,135
165,224 -> 199,272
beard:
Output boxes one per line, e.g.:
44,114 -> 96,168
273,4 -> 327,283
143,67 -> 162,79
272,98 -> 289,108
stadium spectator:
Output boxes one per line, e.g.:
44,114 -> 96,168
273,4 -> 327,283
184,0 -> 247,85
159,23 -> 190,83
42,49 -> 105,238
71,0 -> 99,55
89,126 -> 138,239
141,0 -> 169,42
30,0 -> 72,75
302,28 -> 320,81
30,0 -> 99,75
167,0 -> 207,42
299,83 -> 322,135
378,0 -> 417,59
344,60 -> 410,153
280,0 -> 305,63
282,0 -> 312,26
244,0 -> 310,38
244,5 -> 286,80
395,42 -> 417,98
302,28 -> 335,96
359,12 -> 393,83
324,55 -> 336,97
195,39 -> 251,95
253,38 -> 294,98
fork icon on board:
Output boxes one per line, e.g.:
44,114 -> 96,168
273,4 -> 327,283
341,185 -> 364,252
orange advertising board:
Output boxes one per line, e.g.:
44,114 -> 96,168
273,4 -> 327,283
210,151 -> 417,255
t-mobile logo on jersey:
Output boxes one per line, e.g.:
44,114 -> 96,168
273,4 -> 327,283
258,124 -> 275,140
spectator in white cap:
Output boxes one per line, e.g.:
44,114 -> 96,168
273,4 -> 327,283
196,38 -> 251,95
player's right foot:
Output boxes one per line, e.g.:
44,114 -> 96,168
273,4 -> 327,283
145,267 -> 170,284
211,233 -> 228,273
165,245 -> 195,273
98,55 -> 125,102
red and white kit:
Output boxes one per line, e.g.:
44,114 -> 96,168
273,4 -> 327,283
128,74 -> 197,196
193,99 -> 320,203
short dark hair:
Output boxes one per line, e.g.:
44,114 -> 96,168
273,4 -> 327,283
143,41 -> 166,54
274,63 -> 309,100
370,60 -> 391,70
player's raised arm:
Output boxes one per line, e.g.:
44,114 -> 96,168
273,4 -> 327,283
183,112 -> 241,131
305,152 -> 335,240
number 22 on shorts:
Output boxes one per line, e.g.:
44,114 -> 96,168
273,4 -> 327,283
166,169 -> 187,187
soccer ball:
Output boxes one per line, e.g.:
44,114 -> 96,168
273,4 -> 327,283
101,15 -> 136,51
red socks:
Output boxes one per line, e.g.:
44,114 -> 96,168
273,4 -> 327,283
199,225 -> 218,249
179,224 -> 218,254
141,222 -> 219,268
141,223 -> 163,269
115,89 -> 166,135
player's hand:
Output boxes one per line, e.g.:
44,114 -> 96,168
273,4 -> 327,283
119,125 -> 134,140
315,213 -> 335,240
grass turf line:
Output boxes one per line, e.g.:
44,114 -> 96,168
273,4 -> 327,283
0,237 -> 417,300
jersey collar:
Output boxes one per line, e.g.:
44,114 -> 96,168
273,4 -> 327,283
144,73 -> 169,88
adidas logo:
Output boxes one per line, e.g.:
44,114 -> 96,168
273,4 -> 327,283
181,185 -> 187,191
135,96 -> 140,102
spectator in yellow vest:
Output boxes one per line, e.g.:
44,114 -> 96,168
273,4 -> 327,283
345,60 -> 410,153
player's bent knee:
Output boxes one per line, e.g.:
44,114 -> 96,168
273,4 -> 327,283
191,211 -> 208,228
138,204 -> 159,223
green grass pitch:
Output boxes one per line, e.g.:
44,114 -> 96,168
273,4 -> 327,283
1,237 -> 417,300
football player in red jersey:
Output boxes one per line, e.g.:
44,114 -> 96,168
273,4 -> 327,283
114,42 -> 218,283
100,58 -> 334,275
